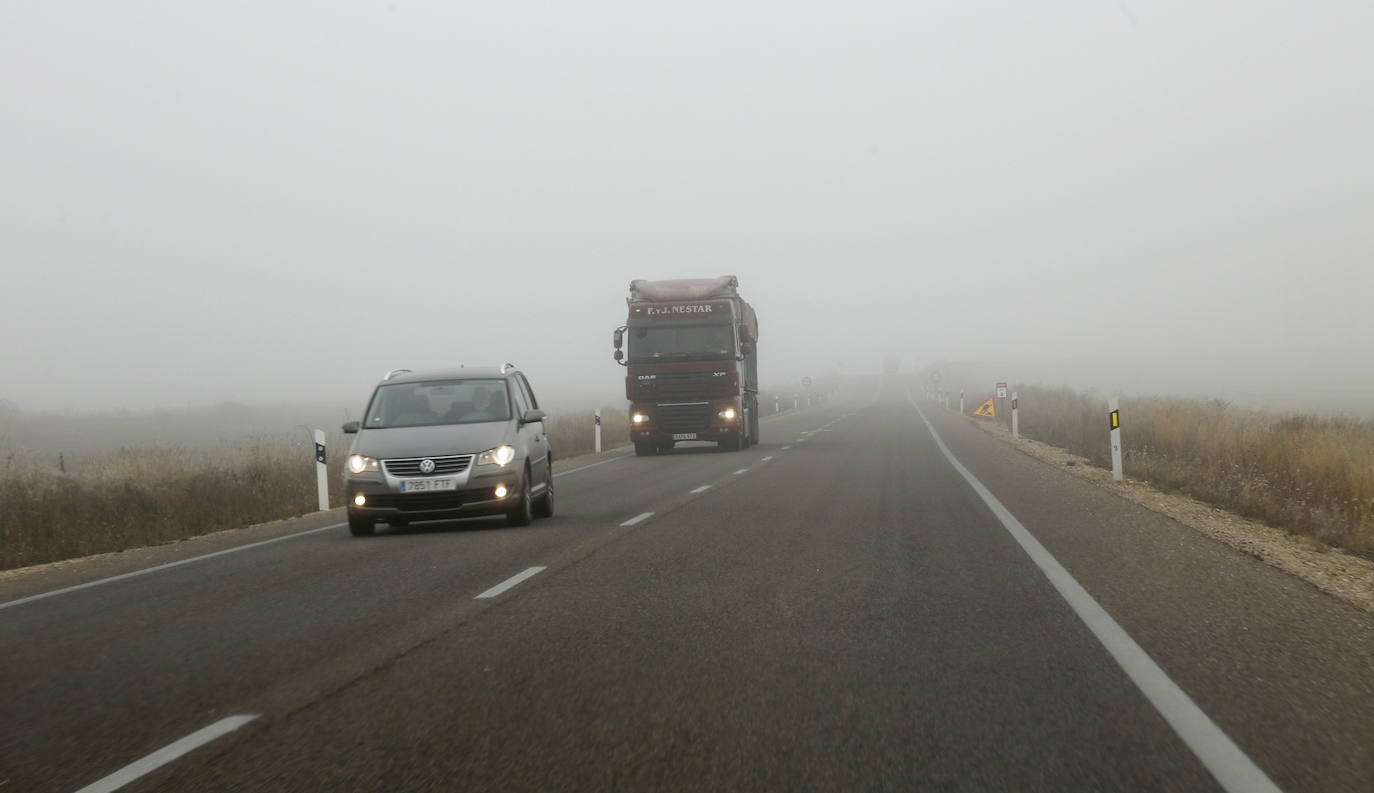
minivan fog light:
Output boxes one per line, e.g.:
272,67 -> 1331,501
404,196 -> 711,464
353,494 -> 367,506
494,485 -> 509,499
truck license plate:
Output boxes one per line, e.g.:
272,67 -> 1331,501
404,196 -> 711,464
672,433 -> 697,441
400,478 -> 457,493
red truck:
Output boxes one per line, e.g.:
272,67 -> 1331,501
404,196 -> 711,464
612,276 -> 759,455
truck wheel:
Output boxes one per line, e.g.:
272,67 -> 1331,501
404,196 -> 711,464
348,513 -> 375,537
634,441 -> 656,456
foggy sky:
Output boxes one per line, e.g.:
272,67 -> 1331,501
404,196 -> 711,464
3,1 -> 1371,412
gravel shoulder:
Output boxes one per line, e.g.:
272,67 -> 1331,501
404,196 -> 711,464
965,415 -> 1374,614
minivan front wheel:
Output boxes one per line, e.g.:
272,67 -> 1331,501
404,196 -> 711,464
533,465 -> 555,519
506,468 -> 534,527
348,513 -> 375,537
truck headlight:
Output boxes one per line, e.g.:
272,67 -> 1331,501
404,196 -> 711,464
477,445 -> 516,466
347,454 -> 380,474
632,413 -> 650,424
718,408 -> 737,420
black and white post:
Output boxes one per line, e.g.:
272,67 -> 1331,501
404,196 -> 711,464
1108,397 -> 1123,481
594,409 -> 602,453
313,429 -> 329,511
1012,391 -> 1019,438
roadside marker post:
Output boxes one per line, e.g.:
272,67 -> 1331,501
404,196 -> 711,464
960,390 -> 965,415
775,396 -> 780,414
1012,391 -> 1019,438
794,394 -> 799,410
1109,397 -> 1123,481
313,429 -> 329,511
594,409 -> 602,453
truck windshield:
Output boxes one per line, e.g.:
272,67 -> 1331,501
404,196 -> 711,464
628,325 -> 735,362
363,379 -> 512,428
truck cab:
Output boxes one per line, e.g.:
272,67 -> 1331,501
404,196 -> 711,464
613,276 -> 759,455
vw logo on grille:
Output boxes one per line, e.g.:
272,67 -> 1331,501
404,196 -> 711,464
418,458 -> 436,474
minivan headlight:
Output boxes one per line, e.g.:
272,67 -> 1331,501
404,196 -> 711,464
477,445 -> 516,467
347,454 -> 380,474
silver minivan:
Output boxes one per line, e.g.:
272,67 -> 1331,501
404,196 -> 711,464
341,365 -> 554,536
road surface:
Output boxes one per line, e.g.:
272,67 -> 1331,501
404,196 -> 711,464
3,377 -> 1372,792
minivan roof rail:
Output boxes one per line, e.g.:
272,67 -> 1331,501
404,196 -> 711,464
382,368 -> 412,381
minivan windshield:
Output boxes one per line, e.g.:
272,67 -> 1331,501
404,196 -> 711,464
363,379 -> 511,429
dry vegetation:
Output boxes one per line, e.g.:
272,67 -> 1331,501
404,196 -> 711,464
0,408 -> 634,571
1004,385 -> 1374,557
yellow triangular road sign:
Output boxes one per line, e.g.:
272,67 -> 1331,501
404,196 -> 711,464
972,397 -> 997,418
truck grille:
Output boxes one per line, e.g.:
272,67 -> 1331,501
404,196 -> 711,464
367,493 -> 466,512
636,371 -> 733,399
656,402 -> 712,434
383,455 -> 474,477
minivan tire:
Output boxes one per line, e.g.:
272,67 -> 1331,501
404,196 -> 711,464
507,469 -> 534,527
348,513 -> 376,537
533,461 -> 555,518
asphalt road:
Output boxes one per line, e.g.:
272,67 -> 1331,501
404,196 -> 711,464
3,377 -> 1373,792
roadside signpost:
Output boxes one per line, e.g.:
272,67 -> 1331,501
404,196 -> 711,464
313,429 -> 329,511
1011,391 -> 1019,438
995,382 -> 1008,399
1109,397 -> 1123,481
959,390 -> 965,415
594,409 -> 602,453
972,397 -> 997,418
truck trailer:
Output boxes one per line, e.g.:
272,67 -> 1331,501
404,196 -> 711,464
612,276 -> 759,455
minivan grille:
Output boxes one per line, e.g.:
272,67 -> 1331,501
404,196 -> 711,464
367,492 -> 466,512
656,402 -> 712,434
383,455 -> 474,477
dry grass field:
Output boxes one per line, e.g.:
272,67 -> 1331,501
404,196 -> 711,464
1,385 -> 831,571
1000,385 -> 1374,557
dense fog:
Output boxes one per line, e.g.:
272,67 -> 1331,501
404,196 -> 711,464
3,1 -> 1370,414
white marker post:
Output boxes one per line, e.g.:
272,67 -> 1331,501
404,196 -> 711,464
1109,397 -> 1123,481
594,409 -> 602,453
313,429 -> 329,511
960,390 -> 965,415
1011,391 -> 1019,438
794,394 -> 799,410
775,395 -> 780,414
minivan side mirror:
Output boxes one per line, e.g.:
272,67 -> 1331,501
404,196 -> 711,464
521,409 -> 546,424
342,421 -> 360,434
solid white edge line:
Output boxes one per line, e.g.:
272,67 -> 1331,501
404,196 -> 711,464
475,566 -> 548,599
620,512 -> 654,527
74,714 -> 258,793
0,523 -> 345,612
554,453 -> 632,478
689,485 -> 712,494
908,394 -> 1283,793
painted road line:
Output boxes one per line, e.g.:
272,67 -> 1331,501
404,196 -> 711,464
620,512 -> 654,527
781,445 -> 791,451
909,395 -> 1283,793
74,715 -> 258,793
689,485 -> 712,494
554,453 -> 632,478
475,567 -> 548,599
761,456 -> 774,462
733,468 -> 749,475
0,524 -> 345,613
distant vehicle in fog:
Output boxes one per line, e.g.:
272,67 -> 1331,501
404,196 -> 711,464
340,365 -> 554,536
612,276 -> 759,455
